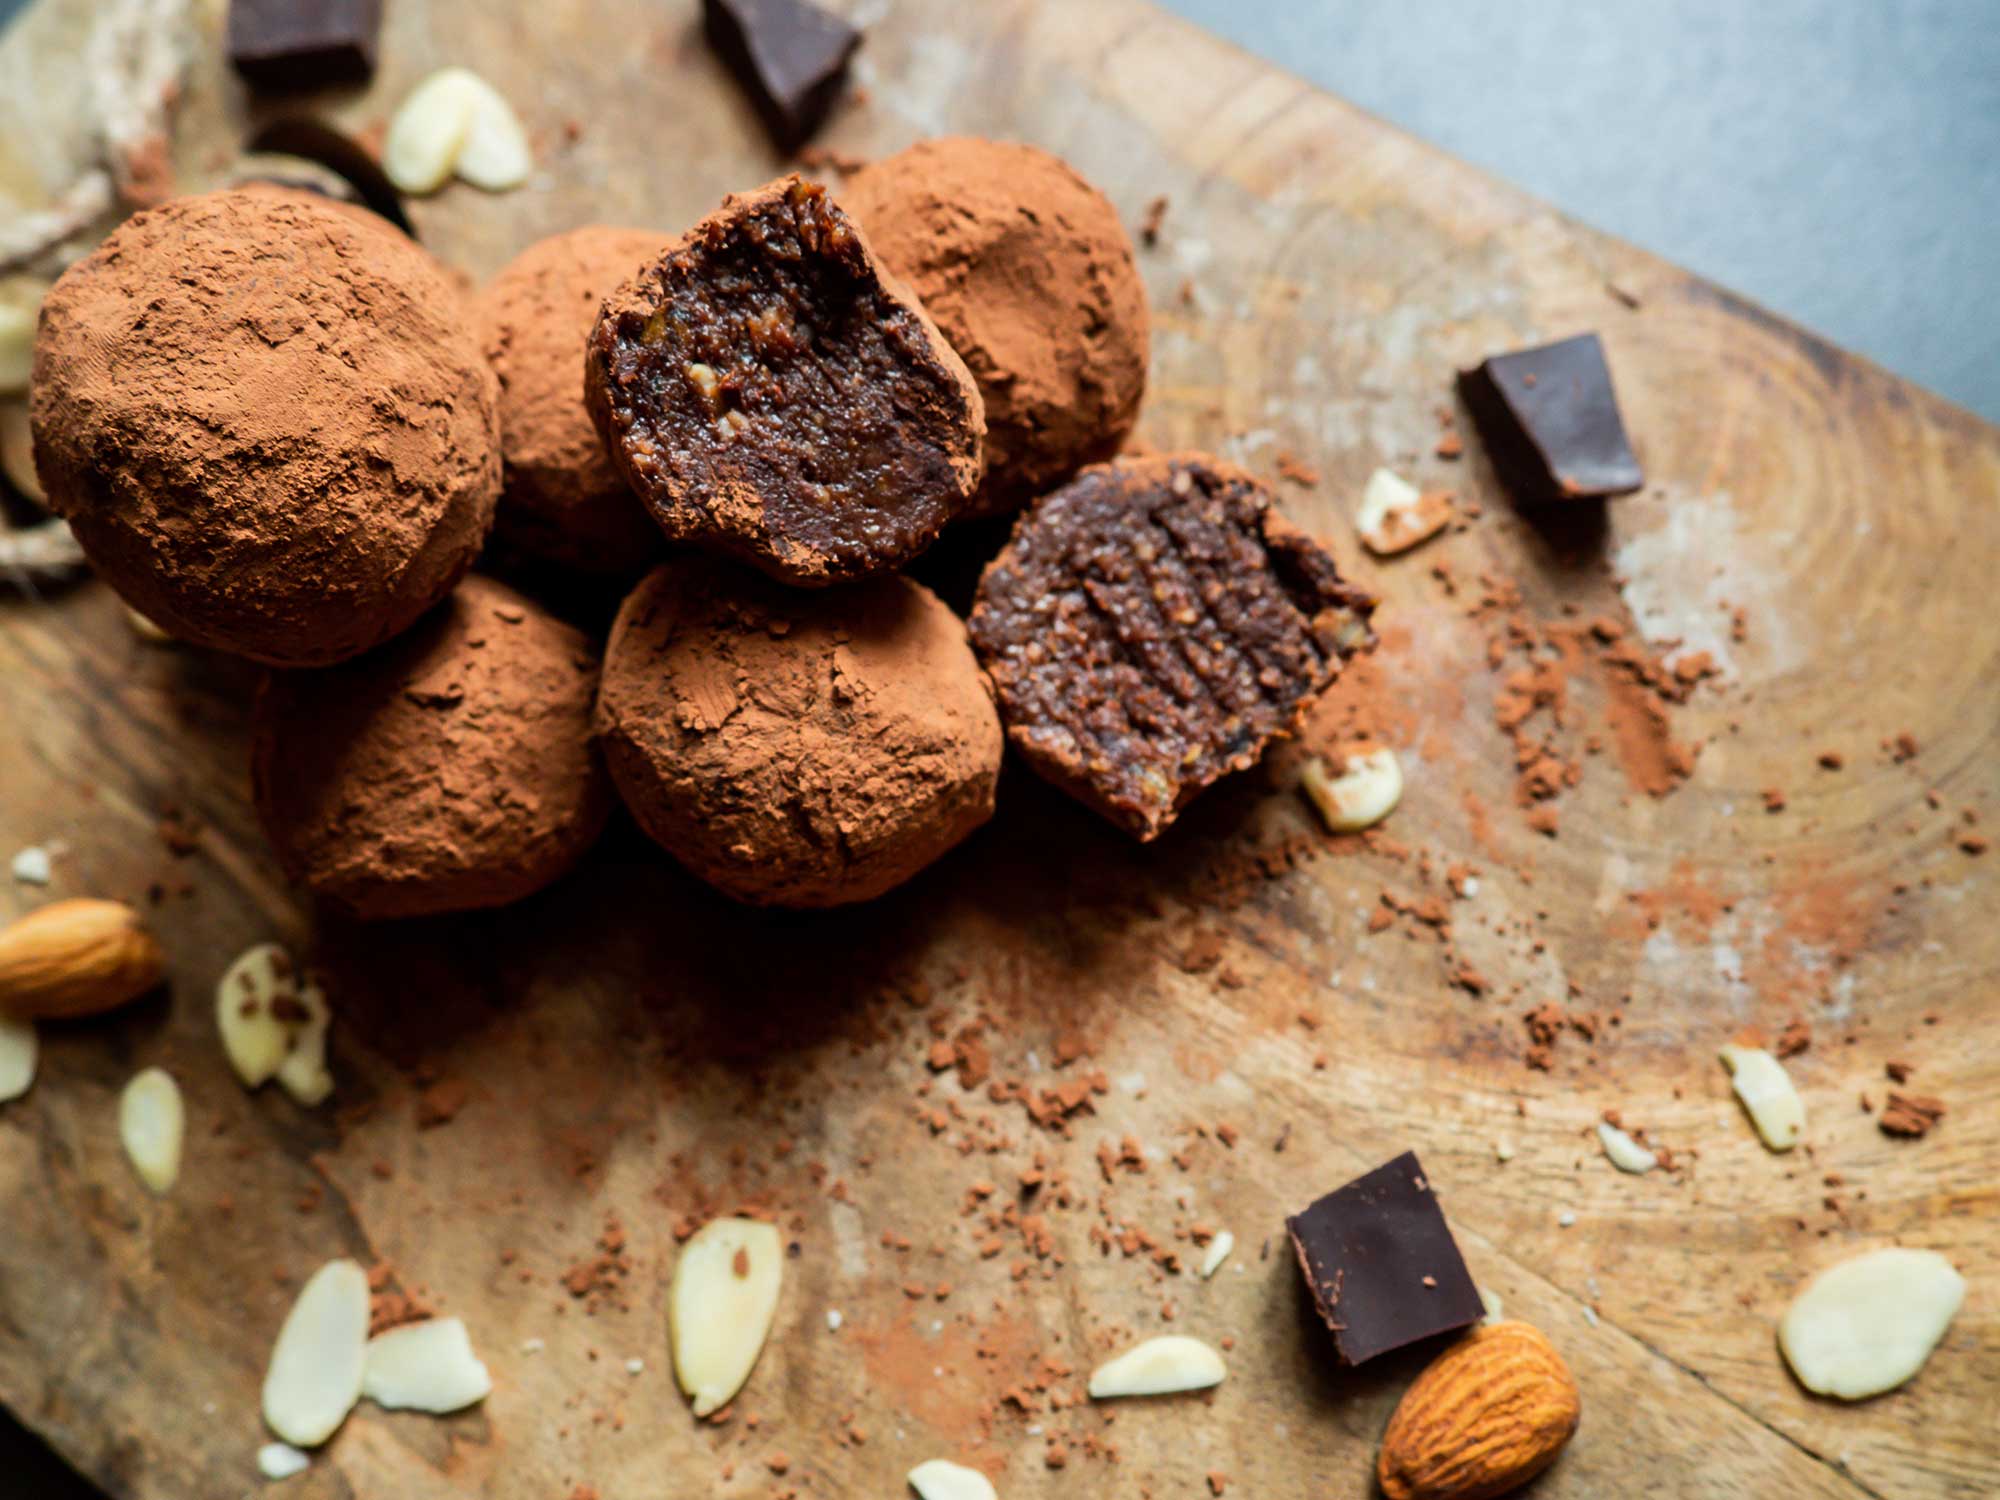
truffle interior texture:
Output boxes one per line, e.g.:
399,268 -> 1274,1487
587,176 -> 981,585
971,455 -> 1376,840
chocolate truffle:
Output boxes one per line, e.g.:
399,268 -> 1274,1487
969,454 -> 1376,841
843,138 -> 1150,517
31,188 -> 500,666
251,575 -> 611,920
585,175 -> 985,587
476,226 -> 672,573
596,558 -> 1001,907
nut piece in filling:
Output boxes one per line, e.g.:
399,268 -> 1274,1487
475,226 -> 673,573
596,557 -> 1002,908
842,137 -> 1150,517
30,187 -> 499,667
969,454 -> 1376,840
251,576 -> 610,920
585,175 -> 985,587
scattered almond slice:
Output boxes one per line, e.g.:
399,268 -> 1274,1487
1478,1286 -> 1505,1324
10,845 -> 52,885
1356,467 -> 1452,556
1087,1335 -> 1226,1399
383,69 -> 483,193
262,1259 -> 369,1447
1718,1043 -> 1804,1151
1301,747 -> 1403,833
908,1458 -> 999,1500
1596,1122 -> 1657,1174
0,1015 -> 35,1101
453,75 -> 533,191
216,943 -> 295,1087
274,975 -> 333,1107
1198,1230 -> 1234,1279
119,1066 -> 184,1193
256,1442 -> 310,1481
1779,1247 -> 1965,1399
361,1317 -> 492,1413
669,1217 -> 783,1417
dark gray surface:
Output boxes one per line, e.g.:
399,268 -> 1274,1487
1162,0 -> 2000,422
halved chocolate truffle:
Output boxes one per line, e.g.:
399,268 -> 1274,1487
970,454 -> 1375,840
585,175 -> 985,587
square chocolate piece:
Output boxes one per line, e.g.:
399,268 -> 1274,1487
1286,1150 -> 1483,1365
1457,332 -> 1643,504
228,0 -> 382,91
703,0 -> 861,150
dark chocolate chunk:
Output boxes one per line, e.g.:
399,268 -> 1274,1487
1285,1150 -> 1483,1365
227,0 -> 382,92
969,454 -> 1376,841
703,0 -> 861,150
1457,332 -> 1643,504
584,176 -> 984,588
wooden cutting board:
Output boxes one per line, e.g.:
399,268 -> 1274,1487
1,1 -> 1994,1497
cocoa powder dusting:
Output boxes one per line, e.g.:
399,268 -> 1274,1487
31,188 -> 500,666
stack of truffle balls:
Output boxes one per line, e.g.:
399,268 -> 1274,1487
28,138 -> 1373,917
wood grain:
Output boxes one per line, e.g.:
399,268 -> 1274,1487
1,1 -> 1994,1497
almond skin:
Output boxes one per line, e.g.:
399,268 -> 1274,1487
0,899 -> 166,1020
1378,1320 -> 1580,1500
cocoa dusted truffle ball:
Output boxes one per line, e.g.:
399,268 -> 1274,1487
585,175 -> 985,587
251,575 -> 611,920
30,188 -> 500,666
596,558 -> 1002,907
843,138 -> 1150,517
476,226 -> 672,573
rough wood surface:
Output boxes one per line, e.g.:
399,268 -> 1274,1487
1,1 -> 1995,1497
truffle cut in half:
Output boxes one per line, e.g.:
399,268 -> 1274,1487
585,175 -> 985,587
969,454 -> 1375,840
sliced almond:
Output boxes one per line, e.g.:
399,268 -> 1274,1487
256,1442 -> 310,1481
119,1066 -> 184,1194
383,69 -> 483,194
362,1316 -> 492,1413
1301,747 -> 1403,833
454,74 -> 532,191
908,1458 -> 999,1500
262,1259 -> 369,1447
216,943 -> 301,1088
0,1015 -> 35,1101
274,975 -> 333,1107
1779,1247 -> 1964,1399
1087,1335 -> 1226,1399
1596,1121 -> 1657,1174
1356,467 -> 1452,556
669,1217 -> 783,1417
1718,1043 -> 1803,1151
0,898 -> 165,1021
1198,1230 -> 1234,1279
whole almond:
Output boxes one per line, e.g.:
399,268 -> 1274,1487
1378,1320 -> 1580,1500
0,899 -> 166,1020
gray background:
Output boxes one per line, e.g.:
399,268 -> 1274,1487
1159,0 -> 2000,421
0,0 -> 1994,1493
